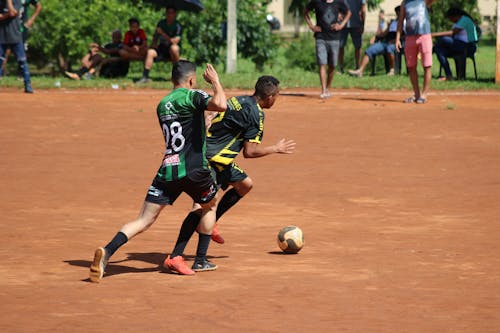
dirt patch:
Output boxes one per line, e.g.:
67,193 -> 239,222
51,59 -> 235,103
1,88 -> 500,332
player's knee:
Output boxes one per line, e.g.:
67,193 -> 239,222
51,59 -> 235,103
235,178 -> 253,196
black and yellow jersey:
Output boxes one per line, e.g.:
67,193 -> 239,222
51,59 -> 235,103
206,95 -> 264,165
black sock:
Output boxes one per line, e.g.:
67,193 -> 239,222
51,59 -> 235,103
104,231 -> 128,258
195,233 -> 211,263
171,212 -> 201,258
216,188 -> 242,221
142,68 -> 150,79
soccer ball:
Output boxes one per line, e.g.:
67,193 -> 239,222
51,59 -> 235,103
277,225 -> 304,254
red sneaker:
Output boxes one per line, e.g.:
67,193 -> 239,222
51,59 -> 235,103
211,223 -> 225,244
163,255 -> 195,275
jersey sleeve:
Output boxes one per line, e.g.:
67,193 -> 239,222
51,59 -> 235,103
190,89 -> 211,112
242,105 -> 264,143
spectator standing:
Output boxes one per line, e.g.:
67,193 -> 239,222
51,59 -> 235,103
338,0 -> 366,72
118,17 -> 148,61
19,0 -> 41,46
136,7 -> 182,84
304,0 -> 351,99
396,0 -> 434,104
0,0 -> 33,93
432,7 -> 478,81
1,0 -> 41,75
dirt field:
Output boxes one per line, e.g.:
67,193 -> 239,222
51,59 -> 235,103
1,87 -> 500,333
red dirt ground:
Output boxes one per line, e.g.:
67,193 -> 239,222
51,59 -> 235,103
1,87 -> 500,332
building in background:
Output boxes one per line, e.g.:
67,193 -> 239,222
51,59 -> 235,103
266,0 -> 496,34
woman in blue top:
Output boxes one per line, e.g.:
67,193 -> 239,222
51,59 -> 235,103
432,7 -> 478,81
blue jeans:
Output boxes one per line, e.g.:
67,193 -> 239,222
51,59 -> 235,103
365,41 -> 395,60
0,42 -> 32,84
433,37 -> 475,78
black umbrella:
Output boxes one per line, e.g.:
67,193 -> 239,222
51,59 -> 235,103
145,0 -> 204,12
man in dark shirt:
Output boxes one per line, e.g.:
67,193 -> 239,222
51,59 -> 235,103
304,0 -> 351,99
136,6 -> 182,84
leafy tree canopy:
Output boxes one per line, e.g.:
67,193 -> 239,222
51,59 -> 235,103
29,0 -> 277,73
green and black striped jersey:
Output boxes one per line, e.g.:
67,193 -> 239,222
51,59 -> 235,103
206,95 -> 264,165
156,88 -> 211,181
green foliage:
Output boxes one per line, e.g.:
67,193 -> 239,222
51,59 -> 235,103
235,1 -> 279,71
179,1 -> 225,65
428,0 -> 481,32
284,33 -> 316,72
181,0 -> 278,71
28,0 -> 278,73
30,0 -> 158,72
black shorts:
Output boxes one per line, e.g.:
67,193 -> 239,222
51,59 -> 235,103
100,60 -> 129,78
145,168 -> 217,205
210,161 -> 248,191
153,43 -> 173,62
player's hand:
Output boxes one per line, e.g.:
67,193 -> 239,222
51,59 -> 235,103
274,138 -> 296,154
332,23 -> 343,31
203,64 -> 220,85
312,25 -> 322,33
204,111 -> 218,130
395,39 -> 401,52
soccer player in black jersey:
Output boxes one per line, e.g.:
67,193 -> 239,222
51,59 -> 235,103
89,61 -> 227,281
170,75 -> 295,262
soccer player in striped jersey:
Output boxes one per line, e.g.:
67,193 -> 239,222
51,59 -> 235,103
171,76 -> 295,258
89,61 -> 227,281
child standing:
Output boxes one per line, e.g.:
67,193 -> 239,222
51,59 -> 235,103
395,0 -> 434,104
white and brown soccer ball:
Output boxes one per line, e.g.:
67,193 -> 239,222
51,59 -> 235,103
277,226 -> 304,254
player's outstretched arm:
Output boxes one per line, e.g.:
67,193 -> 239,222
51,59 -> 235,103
243,139 -> 296,158
204,64 -> 226,112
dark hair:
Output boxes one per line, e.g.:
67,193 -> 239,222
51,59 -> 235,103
172,60 -> 196,84
166,6 -> 176,13
446,7 -> 474,22
254,75 -> 280,99
394,6 -> 401,14
128,18 -> 140,26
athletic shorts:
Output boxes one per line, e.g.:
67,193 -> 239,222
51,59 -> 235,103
153,43 -> 181,62
210,161 -> 248,191
404,34 -> 433,68
316,39 -> 340,66
340,28 -> 363,48
145,168 -> 217,205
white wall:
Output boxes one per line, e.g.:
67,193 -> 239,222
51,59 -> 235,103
266,0 -> 497,34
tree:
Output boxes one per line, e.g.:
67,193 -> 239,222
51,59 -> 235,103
29,0 -> 278,73
29,0 -> 157,72
180,0 -> 278,70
